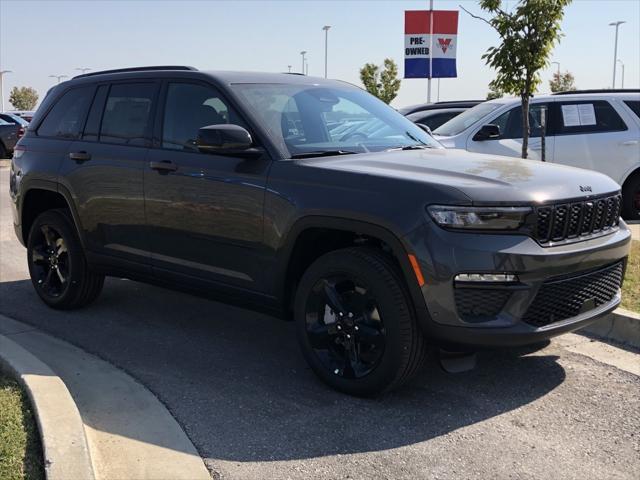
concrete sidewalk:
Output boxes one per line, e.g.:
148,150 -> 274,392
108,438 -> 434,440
0,314 -> 210,480
628,222 -> 639,241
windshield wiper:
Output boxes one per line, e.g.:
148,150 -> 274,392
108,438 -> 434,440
290,150 -> 358,159
385,144 -> 433,152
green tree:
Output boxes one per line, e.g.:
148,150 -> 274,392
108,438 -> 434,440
462,0 -> 571,158
486,84 -> 504,100
549,70 -> 576,92
8,86 -> 39,110
359,58 -> 401,104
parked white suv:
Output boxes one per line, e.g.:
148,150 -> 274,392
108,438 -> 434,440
433,90 -> 640,220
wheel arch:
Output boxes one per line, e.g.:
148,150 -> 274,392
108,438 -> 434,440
20,184 -> 85,248
277,216 -> 429,323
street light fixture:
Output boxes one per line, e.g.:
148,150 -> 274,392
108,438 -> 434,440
322,25 -> 331,78
76,67 -> 91,74
609,21 -> 626,88
300,51 -> 307,75
617,59 -> 625,89
49,74 -> 68,84
0,70 -> 12,112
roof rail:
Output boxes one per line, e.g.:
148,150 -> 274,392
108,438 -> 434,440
73,66 -> 198,79
552,88 -> 640,95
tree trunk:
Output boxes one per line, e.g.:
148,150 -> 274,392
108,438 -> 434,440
521,94 -> 530,159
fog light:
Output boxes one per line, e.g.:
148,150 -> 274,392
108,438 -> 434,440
455,273 -> 519,283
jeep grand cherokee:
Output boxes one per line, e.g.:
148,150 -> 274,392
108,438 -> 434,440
10,66 -> 631,396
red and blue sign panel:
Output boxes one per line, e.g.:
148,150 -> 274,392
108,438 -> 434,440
404,10 -> 458,79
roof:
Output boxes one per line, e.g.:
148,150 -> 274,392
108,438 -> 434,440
398,100 -> 484,115
66,65 -> 352,88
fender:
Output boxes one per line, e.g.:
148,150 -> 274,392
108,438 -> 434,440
18,180 -> 87,249
274,215 -> 431,325
620,164 -> 640,187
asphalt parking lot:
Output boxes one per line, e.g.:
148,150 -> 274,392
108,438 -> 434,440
0,164 -> 638,479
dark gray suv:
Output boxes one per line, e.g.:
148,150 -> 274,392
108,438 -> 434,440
10,66 -> 632,396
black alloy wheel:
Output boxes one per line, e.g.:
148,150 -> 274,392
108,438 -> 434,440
30,225 -> 70,298
27,209 -> 104,309
295,247 -> 427,396
304,275 -> 386,379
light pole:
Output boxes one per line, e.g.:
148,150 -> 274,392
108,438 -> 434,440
322,25 -> 331,78
609,21 -> 625,88
300,51 -> 307,75
617,59 -> 625,88
76,67 -> 91,75
0,70 -> 11,112
49,74 -> 68,84
287,65 -> 292,73
305,59 -> 309,76
551,61 -> 560,79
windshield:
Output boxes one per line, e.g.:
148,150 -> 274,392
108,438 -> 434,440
231,83 -> 442,157
433,102 -> 502,136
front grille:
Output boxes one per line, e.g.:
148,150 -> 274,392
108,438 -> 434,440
522,262 -> 623,328
534,194 -> 621,244
455,288 -> 512,323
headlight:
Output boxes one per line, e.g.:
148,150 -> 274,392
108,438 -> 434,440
427,205 -> 532,230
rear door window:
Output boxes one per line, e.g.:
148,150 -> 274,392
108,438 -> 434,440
37,86 -> 94,139
552,100 -> 627,135
82,85 -> 109,141
99,83 -> 156,146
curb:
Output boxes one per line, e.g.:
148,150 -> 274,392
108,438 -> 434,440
581,308 -> 640,349
0,333 -> 95,480
0,315 -> 211,480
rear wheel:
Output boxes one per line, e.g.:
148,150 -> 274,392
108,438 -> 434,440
294,247 -> 427,396
622,174 -> 640,221
27,209 -> 104,309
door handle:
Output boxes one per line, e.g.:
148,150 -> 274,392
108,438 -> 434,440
69,151 -> 91,162
621,140 -> 638,146
149,160 -> 178,172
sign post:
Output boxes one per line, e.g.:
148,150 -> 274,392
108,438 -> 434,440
404,7 -> 458,103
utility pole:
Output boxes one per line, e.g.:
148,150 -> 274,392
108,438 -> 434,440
427,0 -> 433,103
300,51 -> 307,75
617,59 -> 625,88
49,74 -> 68,84
609,21 -> 625,88
75,67 -> 91,74
0,70 -> 11,112
322,25 -> 331,78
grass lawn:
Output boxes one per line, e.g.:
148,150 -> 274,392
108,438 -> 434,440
622,240 -> 640,314
0,373 -> 44,480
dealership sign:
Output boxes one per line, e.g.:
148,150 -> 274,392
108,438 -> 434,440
404,10 -> 459,78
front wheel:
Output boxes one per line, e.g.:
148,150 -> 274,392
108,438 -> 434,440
294,247 -> 427,396
27,209 -> 104,309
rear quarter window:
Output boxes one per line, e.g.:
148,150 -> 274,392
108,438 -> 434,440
624,100 -> 640,119
37,86 -> 94,139
99,83 -> 156,146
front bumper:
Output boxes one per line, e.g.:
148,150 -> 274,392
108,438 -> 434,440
404,221 -> 632,347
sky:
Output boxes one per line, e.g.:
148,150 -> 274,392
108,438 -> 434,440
0,0 -> 638,110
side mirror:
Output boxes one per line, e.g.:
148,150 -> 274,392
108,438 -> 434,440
416,123 -> 433,136
472,124 -> 501,141
196,124 -> 261,157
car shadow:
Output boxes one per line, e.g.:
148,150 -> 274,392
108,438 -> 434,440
0,277 -> 565,463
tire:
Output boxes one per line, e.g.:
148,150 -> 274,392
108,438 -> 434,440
622,174 -> 640,221
294,247 -> 427,396
27,209 -> 104,309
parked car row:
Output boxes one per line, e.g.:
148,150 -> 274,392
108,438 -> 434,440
400,90 -> 640,220
0,112 -> 29,158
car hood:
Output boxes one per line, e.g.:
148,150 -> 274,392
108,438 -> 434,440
302,148 -> 620,204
